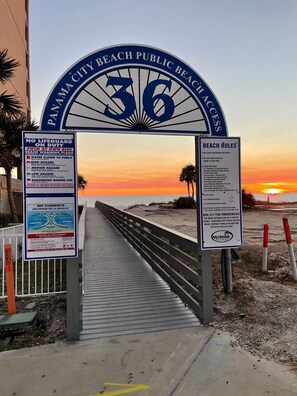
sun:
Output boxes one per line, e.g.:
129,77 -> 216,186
263,188 -> 283,195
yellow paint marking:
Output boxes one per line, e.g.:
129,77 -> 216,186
93,382 -> 149,396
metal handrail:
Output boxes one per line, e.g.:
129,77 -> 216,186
95,201 -> 213,323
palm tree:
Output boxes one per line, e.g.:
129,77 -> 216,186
0,49 -> 35,222
179,164 -> 196,198
0,49 -> 22,116
242,189 -> 256,208
0,115 -> 38,222
78,174 -> 87,190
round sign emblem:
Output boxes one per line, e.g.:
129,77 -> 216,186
211,230 -> 233,243
40,44 -> 227,136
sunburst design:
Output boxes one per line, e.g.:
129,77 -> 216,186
63,67 -> 208,134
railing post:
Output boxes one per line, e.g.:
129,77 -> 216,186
66,250 -> 83,341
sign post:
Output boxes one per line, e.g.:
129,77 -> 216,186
23,131 -> 78,260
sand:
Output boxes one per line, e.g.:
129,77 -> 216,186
127,202 -> 297,245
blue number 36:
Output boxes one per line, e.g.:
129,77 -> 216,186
104,76 -> 174,122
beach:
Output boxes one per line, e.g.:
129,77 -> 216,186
127,202 -> 297,245
127,202 -> 297,369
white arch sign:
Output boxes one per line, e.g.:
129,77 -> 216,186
40,44 -> 228,136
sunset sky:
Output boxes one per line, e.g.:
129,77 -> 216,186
29,0 -> 297,196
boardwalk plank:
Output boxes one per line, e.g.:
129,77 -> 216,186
80,207 -> 200,340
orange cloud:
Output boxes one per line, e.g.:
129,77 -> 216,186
241,162 -> 297,193
79,172 -> 188,196
77,133 -> 297,197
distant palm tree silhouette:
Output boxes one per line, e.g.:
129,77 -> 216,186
78,174 -> 87,190
179,164 -> 196,198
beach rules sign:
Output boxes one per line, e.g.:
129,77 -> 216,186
198,137 -> 243,250
23,131 -> 78,260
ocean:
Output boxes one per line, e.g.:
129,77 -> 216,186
78,192 -> 297,209
253,193 -> 297,203
78,194 -> 182,209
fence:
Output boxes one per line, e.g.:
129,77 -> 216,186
0,231 -> 66,298
0,224 -> 23,268
0,201 -> 88,300
95,201 -> 213,324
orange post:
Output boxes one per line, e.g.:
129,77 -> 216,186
4,244 -> 16,314
263,224 -> 269,248
282,217 -> 297,280
283,217 -> 292,244
262,224 -> 269,272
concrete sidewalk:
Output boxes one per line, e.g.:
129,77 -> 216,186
0,327 -> 296,396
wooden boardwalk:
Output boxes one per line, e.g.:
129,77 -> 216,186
80,208 -> 200,340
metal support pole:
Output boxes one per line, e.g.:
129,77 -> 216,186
225,249 -> 233,294
195,136 -> 214,324
66,250 -> 83,341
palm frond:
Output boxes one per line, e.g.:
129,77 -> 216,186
0,49 -> 20,83
0,92 -> 22,116
0,114 -> 38,170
